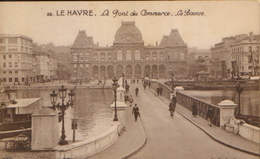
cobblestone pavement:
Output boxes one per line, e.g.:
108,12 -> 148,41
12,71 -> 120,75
129,85 -> 258,159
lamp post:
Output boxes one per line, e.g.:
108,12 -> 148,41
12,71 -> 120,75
77,54 -> 80,85
235,81 -> 243,116
112,77 -> 119,121
170,72 -> 175,91
122,73 -> 125,88
50,85 -> 76,145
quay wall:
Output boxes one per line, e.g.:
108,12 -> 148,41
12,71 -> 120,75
55,87 -> 129,159
55,122 -> 120,159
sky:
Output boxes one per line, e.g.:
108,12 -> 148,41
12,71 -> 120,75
0,1 -> 259,49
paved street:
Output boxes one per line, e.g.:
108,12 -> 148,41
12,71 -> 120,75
129,85 -> 258,159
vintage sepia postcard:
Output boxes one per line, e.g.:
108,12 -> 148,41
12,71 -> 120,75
0,1 -> 259,159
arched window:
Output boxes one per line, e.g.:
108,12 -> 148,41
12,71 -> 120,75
160,52 -> 164,61
107,52 -> 112,61
126,50 -> 132,61
100,52 -> 105,61
93,53 -> 98,61
135,50 -> 141,61
152,52 -> 157,61
72,54 -> 77,62
117,50 -> 123,61
145,52 -> 150,61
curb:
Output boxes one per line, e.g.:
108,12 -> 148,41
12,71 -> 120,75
176,110 -> 260,157
121,118 -> 148,159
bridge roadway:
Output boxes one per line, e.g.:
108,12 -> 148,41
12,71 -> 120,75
129,84 -> 258,159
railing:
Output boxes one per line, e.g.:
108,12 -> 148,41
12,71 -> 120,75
176,91 -> 220,126
0,120 -> 31,131
164,79 -> 259,90
236,114 -> 260,127
150,80 -> 220,127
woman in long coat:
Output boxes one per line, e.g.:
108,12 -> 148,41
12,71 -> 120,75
169,96 -> 177,118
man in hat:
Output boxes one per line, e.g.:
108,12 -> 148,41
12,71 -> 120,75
132,104 -> 141,122
169,96 -> 177,118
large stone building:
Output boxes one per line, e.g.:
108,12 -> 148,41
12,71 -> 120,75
211,33 -> 260,79
71,21 -> 188,81
0,34 -> 34,85
230,33 -> 260,76
0,34 -> 58,86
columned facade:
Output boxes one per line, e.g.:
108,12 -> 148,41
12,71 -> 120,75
71,21 -> 188,81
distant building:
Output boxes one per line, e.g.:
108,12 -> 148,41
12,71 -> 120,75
188,47 -> 211,59
37,43 -> 72,80
71,21 -> 188,81
32,44 -> 58,82
231,33 -> 260,76
49,54 -> 58,80
0,34 -> 33,85
187,47 -> 211,78
211,33 -> 260,79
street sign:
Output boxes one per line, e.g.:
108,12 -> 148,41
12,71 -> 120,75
71,119 -> 78,130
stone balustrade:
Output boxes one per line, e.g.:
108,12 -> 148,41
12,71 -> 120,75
239,123 -> 260,144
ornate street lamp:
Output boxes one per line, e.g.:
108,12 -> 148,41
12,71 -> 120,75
235,81 -> 243,116
112,77 -> 119,121
50,85 -> 76,145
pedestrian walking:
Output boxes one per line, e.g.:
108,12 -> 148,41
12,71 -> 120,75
169,96 -> 177,118
159,87 -> 163,96
132,104 -> 141,122
156,87 -> 160,96
129,95 -> 134,107
135,87 -> 139,97
124,94 -> 129,102
148,81 -> 151,88
207,107 -> 213,127
125,84 -> 129,93
170,91 -> 174,100
143,83 -> 146,90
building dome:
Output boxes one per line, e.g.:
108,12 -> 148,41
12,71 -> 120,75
114,21 -> 144,45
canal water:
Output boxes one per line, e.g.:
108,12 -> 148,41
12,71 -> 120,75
184,90 -> 260,117
16,88 -> 114,141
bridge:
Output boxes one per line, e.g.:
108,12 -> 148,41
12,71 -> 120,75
90,80 -> 259,159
